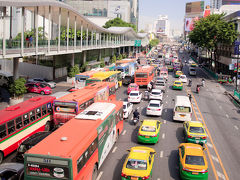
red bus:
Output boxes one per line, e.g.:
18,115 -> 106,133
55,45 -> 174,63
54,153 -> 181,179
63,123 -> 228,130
53,82 -> 116,126
0,96 -> 55,163
24,101 -> 123,180
134,65 -> 155,86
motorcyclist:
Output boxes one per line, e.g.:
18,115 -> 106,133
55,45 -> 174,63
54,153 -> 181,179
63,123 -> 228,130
201,78 -> 205,87
133,109 -> 140,120
196,84 -> 200,93
188,78 -> 192,87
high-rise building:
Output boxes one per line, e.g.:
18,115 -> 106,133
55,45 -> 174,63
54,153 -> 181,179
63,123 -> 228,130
154,15 -> 170,37
211,0 -> 240,9
64,0 -> 139,29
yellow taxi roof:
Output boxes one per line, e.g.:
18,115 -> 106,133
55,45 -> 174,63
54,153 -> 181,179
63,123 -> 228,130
176,71 -> 182,73
188,121 -> 204,127
128,146 -> 154,160
182,143 -> 204,156
142,119 -> 158,126
174,80 -> 182,83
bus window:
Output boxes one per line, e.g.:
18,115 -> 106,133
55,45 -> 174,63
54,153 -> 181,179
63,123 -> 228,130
136,73 -> 148,78
47,103 -> 52,113
15,116 -> 23,129
77,155 -> 85,172
88,98 -> 94,106
42,105 -> 47,116
0,124 -> 7,139
23,113 -> 30,126
109,86 -> 116,96
79,103 -> 85,110
30,110 -> 36,122
89,138 -> 98,156
36,107 -> 41,119
7,120 -> 15,135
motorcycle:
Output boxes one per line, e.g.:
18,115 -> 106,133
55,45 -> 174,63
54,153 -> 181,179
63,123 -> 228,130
132,116 -> 139,125
188,80 -> 192,87
144,91 -> 149,101
196,85 -> 200,93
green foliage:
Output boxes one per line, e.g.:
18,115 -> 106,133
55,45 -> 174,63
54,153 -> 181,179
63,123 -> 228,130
80,62 -> 88,72
103,18 -> 137,32
60,27 -> 87,41
14,27 -> 47,40
117,54 -> 123,60
68,65 -> 80,78
139,29 -> 145,33
149,38 -> 160,47
122,53 -> 127,59
9,78 -> 27,98
100,58 -> 105,68
188,14 -> 238,51
111,55 -> 117,64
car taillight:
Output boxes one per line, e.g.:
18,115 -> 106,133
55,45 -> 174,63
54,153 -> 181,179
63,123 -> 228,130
142,175 -> 150,180
147,108 -> 151,110
202,136 -> 207,139
121,173 -> 127,178
182,167 -> 191,172
150,134 -> 157,137
157,109 -> 161,111
187,135 -> 192,138
200,169 -> 208,173
138,133 -> 143,136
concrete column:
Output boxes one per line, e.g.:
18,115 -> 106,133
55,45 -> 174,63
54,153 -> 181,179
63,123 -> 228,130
112,49 -> 114,56
100,33 -> 102,47
58,8 -> 61,52
74,16 -> 76,50
99,49 -> 101,61
80,21 -> 83,50
83,51 -> 87,64
67,11 -> 70,51
95,31 -> 97,47
48,6 -> 51,53
86,25 -> 88,48
91,29 -> 94,47
71,53 -> 75,67
13,58 -> 19,80
107,34 -> 108,46
35,7 -> 39,54
53,56 -> 56,80
2,7 -> 6,57
123,46 -> 125,54
21,7 -> 25,56
119,47 -> 121,55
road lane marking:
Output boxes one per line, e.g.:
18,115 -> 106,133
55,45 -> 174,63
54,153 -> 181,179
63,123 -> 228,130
162,133 -> 165,139
166,95 -> 168,98
160,151 -> 163,158
211,155 -> 219,163
163,120 -> 166,124
157,178 -> 160,180
219,105 -> 222,109
166,101 -> 168,104
191,91 -> 229,180
217,171 -> 226,180
165,109 -> 167,113
226,114 -> 229,118
112,146 -> 117,153
122,130 -> 126,135
96,171 -> 103,180
234,125 -> 239,130
207,142 -> 213,148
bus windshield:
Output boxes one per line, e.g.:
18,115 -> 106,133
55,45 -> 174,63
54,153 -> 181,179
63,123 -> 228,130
136,73 -> 148,78
175,106 -> 191,113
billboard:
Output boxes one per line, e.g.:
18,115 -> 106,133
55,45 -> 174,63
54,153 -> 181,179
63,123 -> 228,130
185,17 -> 199,32
222,0 -> 240,5
185,1 -> 205,14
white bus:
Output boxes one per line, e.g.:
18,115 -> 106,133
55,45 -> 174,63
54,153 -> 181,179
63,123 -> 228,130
173,96 -> 192,121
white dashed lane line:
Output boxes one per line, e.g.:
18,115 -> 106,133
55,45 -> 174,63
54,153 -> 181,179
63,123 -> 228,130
112,146 -> 117,153
226,114 -> 229,118
160,151 -> 163,158
122,130 -> 126,135
162,133 -> 165,139
211,155 -> 219,163
207,142 -> 213,148
217,171 -> 226,180
234,125 -> 239,130
96,171 -> 103,180
163,120 -> 166,124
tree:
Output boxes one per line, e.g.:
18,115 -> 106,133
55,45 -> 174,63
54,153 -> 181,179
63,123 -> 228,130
149,38 -> 160,48
14,27 -> 47,40
103,18 -> 137,32
68,65 -> 80,78
9,78 -> 27,98
188,14 -> 238,72
111,55 -> 117,64
117,54 -> 123,60
100,58 -> 105,68
139,29 -> 145,33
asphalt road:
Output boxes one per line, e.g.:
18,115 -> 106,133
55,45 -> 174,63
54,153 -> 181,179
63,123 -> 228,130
97,52 -> 240,180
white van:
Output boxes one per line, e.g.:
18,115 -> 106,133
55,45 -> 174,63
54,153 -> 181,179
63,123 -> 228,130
173,96 -> 192,121
189,67 -> 196,76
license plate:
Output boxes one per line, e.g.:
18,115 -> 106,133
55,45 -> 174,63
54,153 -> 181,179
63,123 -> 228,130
196,140 -> 199,143
131,177 -> 138,180
180,114 -> 185,117
195,138 -> 200,140
192,172 -> 199,175
145,136 -> 149,138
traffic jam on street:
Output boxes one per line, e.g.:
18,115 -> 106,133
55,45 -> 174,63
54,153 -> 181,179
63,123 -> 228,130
0,44 -> 240,180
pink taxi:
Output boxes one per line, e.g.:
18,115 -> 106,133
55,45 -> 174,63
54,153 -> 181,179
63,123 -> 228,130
127,83 -> 139,94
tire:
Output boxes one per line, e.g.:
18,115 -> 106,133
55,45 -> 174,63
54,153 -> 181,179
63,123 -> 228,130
45,121 -> 51,131
0,151 -> 3,164
40,91 -> 45,95
92,165 -> 98,180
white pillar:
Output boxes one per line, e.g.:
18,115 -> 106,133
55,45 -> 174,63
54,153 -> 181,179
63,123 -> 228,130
100,33 -> 102,47
2,7 -> 6,57
74,16 -> 77,51
80,21 -> 83,50
91,29 -> 93,47
86,25 -> 88,48
35,7 -> 39,54
48,6 -> 51,53
95,31 -> 97,47
21,7 -> 25,56
58,8 -> 61,52
67,11 -> 69,51
83,51 -> 87,64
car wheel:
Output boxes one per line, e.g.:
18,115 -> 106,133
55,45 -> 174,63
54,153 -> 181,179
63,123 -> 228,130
45,121 -> 51,131
0,151 -> 3,164
40,91 -> 45,95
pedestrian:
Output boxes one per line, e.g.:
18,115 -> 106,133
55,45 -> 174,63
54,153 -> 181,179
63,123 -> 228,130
29,35 -> 33,47
233,76 -> 236,83
26,35 -> 29,47
188,94 -> 192,102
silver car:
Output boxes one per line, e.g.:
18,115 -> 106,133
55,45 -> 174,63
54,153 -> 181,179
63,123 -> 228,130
154,80 -> 166,92
28,78 -> 56,88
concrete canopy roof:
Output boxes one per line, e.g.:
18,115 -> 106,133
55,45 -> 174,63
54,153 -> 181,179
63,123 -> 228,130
0,0 -> 146,39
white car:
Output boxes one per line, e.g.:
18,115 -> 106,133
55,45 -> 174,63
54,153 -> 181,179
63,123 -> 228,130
179,75 -> 187,83
128,91 -> 142,103
146,100 -> 163,116
149,89 -> 163,101
123,101 -> 133,119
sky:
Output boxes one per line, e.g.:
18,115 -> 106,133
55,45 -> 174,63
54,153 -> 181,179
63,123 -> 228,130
139,0 -> 210,32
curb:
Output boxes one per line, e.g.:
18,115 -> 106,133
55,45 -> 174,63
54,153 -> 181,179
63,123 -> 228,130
224,91 -> 240,108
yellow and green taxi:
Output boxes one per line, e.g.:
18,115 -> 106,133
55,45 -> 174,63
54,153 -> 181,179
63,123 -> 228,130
175,71 -> 183,78
172,80 -> 183,90
190,62 -> 197,67
167,65 -> 173,72
137,119 -> 161,144
179,143 -> 208,180
121,146 -> 156,180
183,121 -> 207,145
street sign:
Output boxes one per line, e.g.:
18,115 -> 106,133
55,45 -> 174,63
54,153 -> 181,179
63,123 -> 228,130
134,40 -> 141,47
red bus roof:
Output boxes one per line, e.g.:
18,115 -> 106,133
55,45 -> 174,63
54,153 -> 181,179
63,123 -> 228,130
26,101 -> 122,158
0,96 -> 56,124
135,65 -> 154,73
